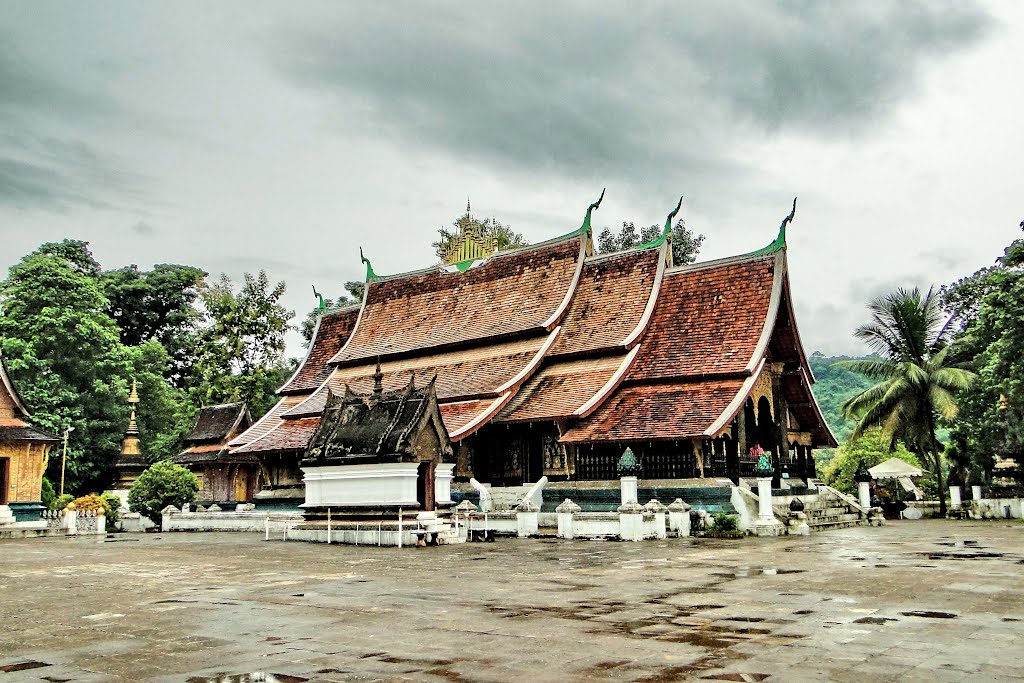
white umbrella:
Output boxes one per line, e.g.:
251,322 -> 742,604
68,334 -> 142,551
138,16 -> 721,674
869,457 -> 923,479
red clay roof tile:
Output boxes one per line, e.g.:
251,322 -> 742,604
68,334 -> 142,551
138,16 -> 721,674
280,306 -> 360,394
496,355 -> 624,422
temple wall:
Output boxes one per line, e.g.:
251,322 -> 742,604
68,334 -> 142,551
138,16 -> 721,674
0,441 -> 49,504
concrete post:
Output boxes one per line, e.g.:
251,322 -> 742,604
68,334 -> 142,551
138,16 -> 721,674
667,498 -> 691,537
64,508 -> 78,536
618,501 -> 644,541
620,476 -> 638,507
645,500 -> 667,539
858,481 -> 872,510
757,477 -> 775,522
972,485 -> 983,501
516,499 -> 539,538
949,486 -> 962,509
555,498 -> 580,539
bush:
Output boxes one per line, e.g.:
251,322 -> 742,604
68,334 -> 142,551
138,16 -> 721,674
72,494 -> 111,515
128,461 -> 198,521
703,513 -> 743,538
40,477 -> 55,509
52,494 -> 74,511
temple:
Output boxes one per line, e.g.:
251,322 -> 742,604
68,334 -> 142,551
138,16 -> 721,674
0,353 -> 58,523
174,402 -> 257,506
229,195 -> 835,511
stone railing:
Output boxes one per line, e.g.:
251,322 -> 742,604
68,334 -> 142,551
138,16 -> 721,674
38,508 -> 105,536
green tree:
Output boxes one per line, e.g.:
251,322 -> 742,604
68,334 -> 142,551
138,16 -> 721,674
0,240 -> 133,493
839,287 -> 975,515
596,219 -> 705,264
101,263 -> 207,385
822,429 -> 921,494
127,460 -> 198,521
192,271 -> 294,416
944,222 -> 1024,487
808,352 -> 875,443
127,339 -> 196,462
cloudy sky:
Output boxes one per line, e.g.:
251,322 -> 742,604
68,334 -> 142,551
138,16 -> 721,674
1,1 -> 1021,357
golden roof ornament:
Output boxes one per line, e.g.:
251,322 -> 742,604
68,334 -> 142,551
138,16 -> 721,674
441,198 -> 498,267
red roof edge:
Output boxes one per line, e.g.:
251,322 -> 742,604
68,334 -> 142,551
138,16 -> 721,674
0,353 -> 31,418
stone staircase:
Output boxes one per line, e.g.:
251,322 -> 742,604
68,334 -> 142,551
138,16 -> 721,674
775,488 -> 866,531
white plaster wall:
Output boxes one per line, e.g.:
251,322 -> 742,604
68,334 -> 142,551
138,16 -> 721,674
435,463 -> 455,506
302,462 -> 420,508
161,511 -> 302,533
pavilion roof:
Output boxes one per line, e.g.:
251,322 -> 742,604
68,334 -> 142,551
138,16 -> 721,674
184,402 -> 251,444
279,305 -> 361,395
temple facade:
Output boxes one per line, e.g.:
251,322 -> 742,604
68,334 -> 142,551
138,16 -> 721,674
173,402 -> 258,505
229,196 -> 835,510
0,354 -> 58,522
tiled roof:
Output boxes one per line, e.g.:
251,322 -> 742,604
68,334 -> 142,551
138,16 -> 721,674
496,355 -> 624,422
232,417 -> 322,455
549,248 -> 660,357
279,306 -> 360,395
439,399 -> 496,434
0,423 -> 59,442
330,237 -> 583,365
629,254 -> 777,381
560,379 -> 745,442
185,403 -> 250,443
228,394 -> 307,448
284,337 -> 547,418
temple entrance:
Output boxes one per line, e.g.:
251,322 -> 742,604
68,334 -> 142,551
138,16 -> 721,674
0,457 -> 7,504
416,461 -> 435,511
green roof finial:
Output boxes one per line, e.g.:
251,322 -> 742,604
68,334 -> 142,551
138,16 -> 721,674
617,446 -> 641,477
638,194 -> 683,250
748,197 -> 796,257
312,285 -> 326,313
359,246 -> 377,281
579,188 -> 605,233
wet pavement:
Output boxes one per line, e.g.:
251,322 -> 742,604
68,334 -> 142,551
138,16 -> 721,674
1,520 -> 1022,682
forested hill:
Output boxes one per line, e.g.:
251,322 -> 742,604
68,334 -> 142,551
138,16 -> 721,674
808,352 -> 873,443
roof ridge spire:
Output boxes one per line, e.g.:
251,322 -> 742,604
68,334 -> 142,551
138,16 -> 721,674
637,195 -> 683,250
578,188 -> 605,233
747,197 -> 796,257
360,246 -> 378,281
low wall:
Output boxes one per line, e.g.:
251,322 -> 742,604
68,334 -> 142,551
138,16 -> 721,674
161,510 -> 302,533
971,498 -> 1024,519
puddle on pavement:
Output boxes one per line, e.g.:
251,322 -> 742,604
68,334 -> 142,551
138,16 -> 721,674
925,551 -> 1004,560
185,676 -> 308,683
900,610 -> 957,619
792,609 -> 814,615
0,661 -> 50,672
854,616 -> 899,625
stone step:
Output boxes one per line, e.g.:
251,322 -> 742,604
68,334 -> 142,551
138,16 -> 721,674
808,513 -> 862,527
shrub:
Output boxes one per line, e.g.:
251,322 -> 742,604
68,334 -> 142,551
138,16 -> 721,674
101,493 -> 123,528
128,461 -> 198,522
703,513 -> 743,538
72,494 -> 111,515
40,477 -> 55,509
52,494 -> 74,511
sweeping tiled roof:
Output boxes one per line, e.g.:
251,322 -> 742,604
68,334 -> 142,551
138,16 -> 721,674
496,355 -> 625,423
548,247 -> 661,358
628,254 -> 778,381
0,357 -> 57,442
184,403 -> 251,443
329,236 -> 584,365
228,394 -> 307,448
284,337 -> 549,418
560,379 -> 746,442
233,417 -> 322,455
279,305 -> 360,395
0,422 -> 59,442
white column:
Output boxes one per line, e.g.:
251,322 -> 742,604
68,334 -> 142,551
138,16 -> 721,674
620,476 -> 638,506
972,485 -> 983,501
667,499 -> 691,537
949,486 -> 962,509
858,481 -> 872,510
618,501 -> 644,541
757,477 -> 775,521
516,500 -> 539,537
555,499 -> 580,539
645,500 -> 667,539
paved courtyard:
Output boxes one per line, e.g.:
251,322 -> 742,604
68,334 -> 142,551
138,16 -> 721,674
1,520 -> 1023,682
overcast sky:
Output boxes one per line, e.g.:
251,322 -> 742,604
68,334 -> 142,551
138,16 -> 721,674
1,1 -> 1021,358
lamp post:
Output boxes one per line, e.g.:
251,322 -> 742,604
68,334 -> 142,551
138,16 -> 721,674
60,426 -> 75,497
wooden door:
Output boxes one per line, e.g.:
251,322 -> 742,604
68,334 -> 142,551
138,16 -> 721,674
416,461 -> 435,511
0,458 -> 8,505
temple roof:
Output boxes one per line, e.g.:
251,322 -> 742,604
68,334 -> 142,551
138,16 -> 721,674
0,355 -> 57,443
329,235 -> 585,365
279,305 -> 360,395
302,376 -> 452,464
184,403 -> 252,444
229,196 -> 835,455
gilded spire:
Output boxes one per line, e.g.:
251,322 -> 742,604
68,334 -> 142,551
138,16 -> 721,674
128,379 -> 139,404
121,379 -> 141,456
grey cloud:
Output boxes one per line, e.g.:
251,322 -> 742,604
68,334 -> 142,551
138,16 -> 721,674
131,220 -> 155,236
270,2 -> 991,198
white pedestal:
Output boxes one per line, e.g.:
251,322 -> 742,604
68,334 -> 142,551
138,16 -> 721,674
0,505 -> 16,527
618,512 -> 643,541
858,481 -> 872,510
949,486 -> 962,509
752,477 -> 784,536
516,510 -> 539,537
620,476 -> 638,507
435,463 -> 455,506
301,462 -> 421,508
972,485 -> 983,501
557,512 -> 574,539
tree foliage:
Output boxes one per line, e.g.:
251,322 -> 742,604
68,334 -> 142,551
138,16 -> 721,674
943,222 -> 1024,488
596,219 -> 705,265
300,280 -> 364,346
839,287 -> 975,514
808,352 -> 875,444
822,429 -> 921,495
127,461 -> 199,521
192,271 -> 294,415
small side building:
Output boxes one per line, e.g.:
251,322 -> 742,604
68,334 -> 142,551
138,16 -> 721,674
174,403 -> 257,506
0,354 -> 58,523
300,370 -> 454,521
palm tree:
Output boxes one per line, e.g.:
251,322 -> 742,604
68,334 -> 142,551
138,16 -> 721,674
840,287 -> 975,515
